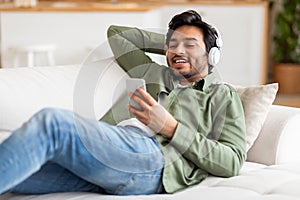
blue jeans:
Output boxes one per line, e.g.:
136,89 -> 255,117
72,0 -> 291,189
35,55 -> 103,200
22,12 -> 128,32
0,108 -> 165,195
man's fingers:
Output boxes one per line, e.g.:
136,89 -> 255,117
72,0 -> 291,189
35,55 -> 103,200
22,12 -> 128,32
136,87 -> 157,106
129,91 -> 150,111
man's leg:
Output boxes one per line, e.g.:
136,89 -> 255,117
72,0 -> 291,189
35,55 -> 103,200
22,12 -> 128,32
0,108 -> 164,195
11,162 -> 103,194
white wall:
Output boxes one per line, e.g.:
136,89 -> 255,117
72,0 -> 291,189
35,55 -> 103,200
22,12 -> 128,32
0,4 -> 267,86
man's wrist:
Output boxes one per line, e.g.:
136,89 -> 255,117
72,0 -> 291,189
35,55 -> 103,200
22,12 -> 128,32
162,119 -> 178,139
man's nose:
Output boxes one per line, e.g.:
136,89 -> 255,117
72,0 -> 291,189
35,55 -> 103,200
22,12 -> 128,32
174,43 -> 185,54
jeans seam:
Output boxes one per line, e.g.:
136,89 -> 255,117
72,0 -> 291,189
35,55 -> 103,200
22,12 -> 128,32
114,174 -> 134,194
114,173 -> 162,195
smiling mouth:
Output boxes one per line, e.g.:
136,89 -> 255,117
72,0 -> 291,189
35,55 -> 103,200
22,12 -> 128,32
175,59 -> 187,64
172,57 -> 189,64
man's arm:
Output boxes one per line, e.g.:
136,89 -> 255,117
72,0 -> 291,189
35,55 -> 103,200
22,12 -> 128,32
169,87 -> 247,177
128,87 -> 178,138
107,25 -> 165,77
101,25 -> 168,125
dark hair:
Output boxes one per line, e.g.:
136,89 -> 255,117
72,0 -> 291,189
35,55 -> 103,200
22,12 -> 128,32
166,10 -> 218,56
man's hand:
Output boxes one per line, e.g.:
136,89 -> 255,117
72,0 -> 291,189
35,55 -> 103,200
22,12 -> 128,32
128,87 -> 178,139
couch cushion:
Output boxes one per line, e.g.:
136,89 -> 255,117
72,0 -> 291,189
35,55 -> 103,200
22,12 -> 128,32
0,58 -> 127,132
0,65 -> 80,131
233,83 -> 279,151
247,105 -> 300,165
2,162 -> 300,200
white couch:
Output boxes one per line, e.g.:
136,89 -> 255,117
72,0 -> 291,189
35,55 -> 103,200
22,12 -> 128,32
1,57 -> 300,200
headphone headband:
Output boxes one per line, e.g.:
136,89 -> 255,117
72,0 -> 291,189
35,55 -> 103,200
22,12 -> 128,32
212,25 -> 223,48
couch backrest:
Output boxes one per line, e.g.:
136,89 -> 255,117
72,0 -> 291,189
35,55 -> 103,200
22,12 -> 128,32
0,57 -> 128,131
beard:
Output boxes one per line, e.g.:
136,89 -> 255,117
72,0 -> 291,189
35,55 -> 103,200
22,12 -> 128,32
166,57 -> 194,81
167,55 -> 208,81
168,62 -> 207,82
170,67 -> 198,81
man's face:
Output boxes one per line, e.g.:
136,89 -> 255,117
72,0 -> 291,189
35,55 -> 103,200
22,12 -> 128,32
166,25 -> 209,82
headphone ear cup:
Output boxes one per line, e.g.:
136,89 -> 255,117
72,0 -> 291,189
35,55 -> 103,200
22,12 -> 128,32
216,37 -> 223,48
208,47 -> 221,66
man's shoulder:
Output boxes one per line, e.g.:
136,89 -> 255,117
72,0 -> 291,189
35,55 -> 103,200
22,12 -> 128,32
210,81 -> 238,94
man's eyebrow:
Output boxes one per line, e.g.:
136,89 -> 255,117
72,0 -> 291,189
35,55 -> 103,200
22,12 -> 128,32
170,37 -> 198,42
184,37 -> 198,42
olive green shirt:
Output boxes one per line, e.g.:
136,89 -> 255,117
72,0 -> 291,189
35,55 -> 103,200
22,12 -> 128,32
102,25 -> 247,193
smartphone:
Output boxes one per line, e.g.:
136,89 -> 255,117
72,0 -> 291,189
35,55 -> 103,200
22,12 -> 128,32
126,78 -> 146,111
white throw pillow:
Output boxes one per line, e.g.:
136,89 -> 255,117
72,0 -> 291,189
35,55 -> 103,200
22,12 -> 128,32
233,83 -> 279,151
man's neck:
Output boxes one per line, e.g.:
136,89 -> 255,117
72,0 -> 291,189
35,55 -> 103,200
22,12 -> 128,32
179,72 -> 207,85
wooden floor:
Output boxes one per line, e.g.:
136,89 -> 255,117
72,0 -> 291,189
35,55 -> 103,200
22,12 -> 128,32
274,94 -> 300,108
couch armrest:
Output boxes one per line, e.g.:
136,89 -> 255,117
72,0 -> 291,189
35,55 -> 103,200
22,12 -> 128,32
247,105 -> 300,165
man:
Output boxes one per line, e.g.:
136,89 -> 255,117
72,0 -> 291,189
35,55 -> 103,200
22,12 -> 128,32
0,10 -> 246,195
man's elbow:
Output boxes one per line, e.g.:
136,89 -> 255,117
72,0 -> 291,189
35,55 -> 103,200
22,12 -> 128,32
226,150 -> 247,177
107,25 -> 118,38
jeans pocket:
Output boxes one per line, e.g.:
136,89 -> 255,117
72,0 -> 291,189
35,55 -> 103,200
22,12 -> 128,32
114,173 -> 163,195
